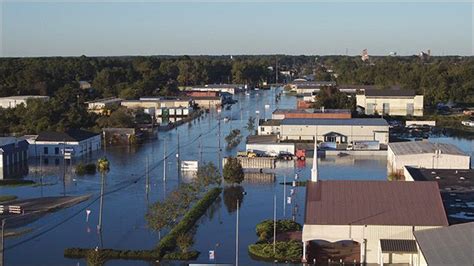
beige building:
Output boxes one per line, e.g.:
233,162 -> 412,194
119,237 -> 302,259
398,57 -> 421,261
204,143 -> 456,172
356,89 -> 424,116
121,99 -> 160,110
86,97 -> 122,114
258,120 -> 281,135
0,95 -> 49,109
279,118 -> 389,145
303,180 -> 448,265
192,96 -> 222,109
387,141 -> 470,176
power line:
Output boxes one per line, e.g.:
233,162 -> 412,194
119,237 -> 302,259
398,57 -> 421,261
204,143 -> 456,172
5,122 -> 221,251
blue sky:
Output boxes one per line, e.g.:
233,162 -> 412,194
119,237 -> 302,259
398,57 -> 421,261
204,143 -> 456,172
1,1 -> 472,57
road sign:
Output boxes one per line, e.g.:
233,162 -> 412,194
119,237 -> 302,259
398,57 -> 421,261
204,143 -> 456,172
209,250 -> 215,260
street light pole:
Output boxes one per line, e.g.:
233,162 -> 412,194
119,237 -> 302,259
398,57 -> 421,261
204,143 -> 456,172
1,219 -> 5,266
273,192 -> 277,254
235,198 -> 239,266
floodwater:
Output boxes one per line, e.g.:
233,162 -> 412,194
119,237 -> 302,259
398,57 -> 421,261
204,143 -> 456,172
1,89 -> 472,266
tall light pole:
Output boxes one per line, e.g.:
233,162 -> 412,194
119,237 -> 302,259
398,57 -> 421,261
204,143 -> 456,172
235,191 -> 246,266
163,138 -> 167,182
273,192 -> 277,254
235,198 -> 240,266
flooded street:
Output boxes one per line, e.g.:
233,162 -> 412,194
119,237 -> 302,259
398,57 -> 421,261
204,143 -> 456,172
2,89 -> 473,266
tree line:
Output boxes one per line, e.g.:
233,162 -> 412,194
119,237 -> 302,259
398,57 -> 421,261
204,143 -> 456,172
0,55 -> 472,135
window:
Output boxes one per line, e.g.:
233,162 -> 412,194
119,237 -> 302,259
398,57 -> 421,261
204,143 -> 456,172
261,127 -> 265,132
367,103 -> 375,115
43,147 -> 49,155
407,103 -> 414,116
383,103 -> 390,115
55,147 -> 59,155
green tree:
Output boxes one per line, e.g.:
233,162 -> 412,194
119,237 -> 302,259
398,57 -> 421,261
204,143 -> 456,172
223,157 -> 244,184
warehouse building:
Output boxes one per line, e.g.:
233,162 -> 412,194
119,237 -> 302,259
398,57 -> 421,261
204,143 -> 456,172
26,129 -> 101,158
0,95 -> 50,109
387,141 -> 470,176
279,118 -> 389,145
404,166 -> 474,225
356,89 -> 424,116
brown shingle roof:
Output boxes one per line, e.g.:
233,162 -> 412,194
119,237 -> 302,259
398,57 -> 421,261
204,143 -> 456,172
305,180 -> 448,226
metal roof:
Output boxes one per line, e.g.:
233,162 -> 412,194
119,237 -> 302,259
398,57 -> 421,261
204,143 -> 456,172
36,129 -> 100,142
380,239 -> 418,253
281,118 -> 388,126
273,108 -> 351,114
414,222 -> 474,266
389,141 -> 467,156
305,180 -> 448,226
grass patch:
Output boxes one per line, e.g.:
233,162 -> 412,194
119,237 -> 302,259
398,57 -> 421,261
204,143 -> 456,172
0,179 -> 35,187
162,251 -> 200,260
0,195 -> 17,202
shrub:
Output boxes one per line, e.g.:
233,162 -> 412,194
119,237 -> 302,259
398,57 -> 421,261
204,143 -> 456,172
75,163 -> 97,175
0,179 -> 35,186
157,187 -> 222,253
248,240 -> 302,262
176,233 -> 194,253
255,220 -> 302,242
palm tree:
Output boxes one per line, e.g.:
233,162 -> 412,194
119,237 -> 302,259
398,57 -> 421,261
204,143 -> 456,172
97,158 -> 109,235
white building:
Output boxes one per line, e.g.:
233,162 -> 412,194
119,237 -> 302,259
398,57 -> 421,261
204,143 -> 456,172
289,81 -> 336,95
279,118 -> 389,145
26,129 -> 101,158
190,84 -> 242,95
258,120 -> 281,135
85,97 -> 122,114
0,95 -> 50,109
356,89 -> 424,116
387,141 -> 470,176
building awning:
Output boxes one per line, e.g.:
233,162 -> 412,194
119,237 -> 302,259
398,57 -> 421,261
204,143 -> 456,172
323,131 -> 347,137
380,239 -> 418,254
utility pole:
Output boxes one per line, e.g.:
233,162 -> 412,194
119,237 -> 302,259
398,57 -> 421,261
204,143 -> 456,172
1,219 -> 5,266
177,132 -> 180,183
145,156 -> 149,195
62,140 -> 66,196
283,174 -> 286,217
218,113 -> 222,179
163,138 -> 167,182
273,192 -> 277,254
235,199 -> 240,266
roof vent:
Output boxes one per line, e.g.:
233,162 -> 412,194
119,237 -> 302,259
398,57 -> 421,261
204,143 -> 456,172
460,176 -> 465,180
435,176 -> 441,180
431,171 -> 436,174
455,170 -> 458,174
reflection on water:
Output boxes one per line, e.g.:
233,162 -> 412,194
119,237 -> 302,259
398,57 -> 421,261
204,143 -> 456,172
0,161 -> 28,180
1,88 -> 472,266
